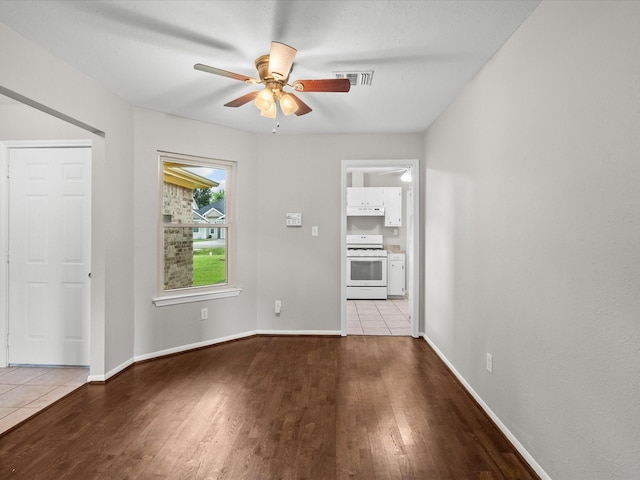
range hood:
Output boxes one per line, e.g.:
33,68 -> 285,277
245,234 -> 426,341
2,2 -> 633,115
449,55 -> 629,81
346,205 -> 385,216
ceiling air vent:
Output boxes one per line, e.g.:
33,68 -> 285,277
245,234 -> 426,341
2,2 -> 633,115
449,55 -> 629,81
333,71 -> 374,86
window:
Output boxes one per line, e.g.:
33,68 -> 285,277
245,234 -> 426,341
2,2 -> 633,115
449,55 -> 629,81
154,151 -> 238,305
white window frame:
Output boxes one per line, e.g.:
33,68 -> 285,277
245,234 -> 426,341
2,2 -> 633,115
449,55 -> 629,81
153,151 -> 240,306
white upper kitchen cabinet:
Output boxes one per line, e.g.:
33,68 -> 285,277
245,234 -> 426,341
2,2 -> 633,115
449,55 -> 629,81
384,187 -> 402,227
347,187 -> 385,206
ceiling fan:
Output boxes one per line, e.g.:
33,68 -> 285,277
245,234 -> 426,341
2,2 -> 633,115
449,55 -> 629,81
194,41 -> 351,118
372,167 -> 412,182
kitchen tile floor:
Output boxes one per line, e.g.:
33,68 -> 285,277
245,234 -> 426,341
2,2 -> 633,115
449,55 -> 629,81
0,366 -> 88,435
347,298 -> 412,335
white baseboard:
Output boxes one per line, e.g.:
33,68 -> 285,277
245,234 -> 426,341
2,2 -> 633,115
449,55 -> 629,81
255,329 -> 342,336
87,356 -> 134,383
133,330 -> 258,364
90,329 -> 341,382
422,334 -> 552,480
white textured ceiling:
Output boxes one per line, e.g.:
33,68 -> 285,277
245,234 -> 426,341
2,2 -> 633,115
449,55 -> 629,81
0,0 -> 539,135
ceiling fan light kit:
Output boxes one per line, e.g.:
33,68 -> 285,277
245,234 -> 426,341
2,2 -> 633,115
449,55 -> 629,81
260,101 -> 277,119
195,41 -> 351,124
277,91 -> 298,116
255,87 -> 275,112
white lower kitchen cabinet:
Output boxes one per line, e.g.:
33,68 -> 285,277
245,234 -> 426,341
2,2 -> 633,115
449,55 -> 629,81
387,253 -> 405,296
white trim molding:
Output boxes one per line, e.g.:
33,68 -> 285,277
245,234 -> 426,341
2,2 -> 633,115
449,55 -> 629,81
88,357 -> 134,383
422,335 -> 552,480
152,287 -> 241,306
89,329 -> 341,383
340,158 -> 420,339
255,330 -> 342,336
134,330 -> 257,364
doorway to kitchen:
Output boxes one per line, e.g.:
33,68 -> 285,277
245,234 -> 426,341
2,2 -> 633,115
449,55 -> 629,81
340,159 -> 420,337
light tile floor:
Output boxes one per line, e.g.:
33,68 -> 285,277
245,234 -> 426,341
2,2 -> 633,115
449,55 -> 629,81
0,366 -> 88,435
347,298 -> 412,335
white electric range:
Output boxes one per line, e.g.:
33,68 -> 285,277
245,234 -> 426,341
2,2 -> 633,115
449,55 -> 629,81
346,235 -> 388,299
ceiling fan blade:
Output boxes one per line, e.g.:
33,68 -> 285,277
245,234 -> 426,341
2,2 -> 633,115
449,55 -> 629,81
194,63 -> 256,83
224,91 -> 259,108
377,168 -> 408,175
289,93 -> 312,116
268,41 -> 297,80
292,78 -> 351,93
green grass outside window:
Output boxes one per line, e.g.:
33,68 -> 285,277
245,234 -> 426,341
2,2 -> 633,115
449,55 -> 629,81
193,247 -> 226,286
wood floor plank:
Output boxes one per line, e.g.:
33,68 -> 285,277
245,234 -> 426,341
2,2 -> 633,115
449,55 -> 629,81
0,336 -> 540,480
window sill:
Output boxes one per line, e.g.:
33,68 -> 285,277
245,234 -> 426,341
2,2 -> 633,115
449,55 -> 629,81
153,288 -> 241,307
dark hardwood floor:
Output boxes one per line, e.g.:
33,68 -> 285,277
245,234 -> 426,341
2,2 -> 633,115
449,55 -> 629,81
0,336 -> 539,479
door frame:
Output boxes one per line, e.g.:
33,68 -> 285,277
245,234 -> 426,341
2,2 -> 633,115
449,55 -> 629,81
0,139 -> 92,367
340,159 -> 420,337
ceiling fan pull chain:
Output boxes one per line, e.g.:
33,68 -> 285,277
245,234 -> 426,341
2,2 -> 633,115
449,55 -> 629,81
272,108 -> 280,134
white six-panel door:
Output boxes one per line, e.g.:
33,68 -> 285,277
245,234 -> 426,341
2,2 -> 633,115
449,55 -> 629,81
8,146 -> 91,366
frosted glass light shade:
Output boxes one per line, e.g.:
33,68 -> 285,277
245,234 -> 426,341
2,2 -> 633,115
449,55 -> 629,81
279,93 -> 298,116
260,102 -> 276,118
255,88 -> 274,111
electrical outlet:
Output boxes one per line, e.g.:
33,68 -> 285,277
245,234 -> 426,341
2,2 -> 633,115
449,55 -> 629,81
200,308 -> 208,320
486,353 -> 493,373
275,300 -> 282,314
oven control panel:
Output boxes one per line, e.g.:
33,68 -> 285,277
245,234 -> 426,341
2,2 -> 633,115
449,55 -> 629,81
346,249 -> 388,257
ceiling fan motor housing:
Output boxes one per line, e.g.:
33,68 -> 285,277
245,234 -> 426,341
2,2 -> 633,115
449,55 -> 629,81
255,54 -> 289,85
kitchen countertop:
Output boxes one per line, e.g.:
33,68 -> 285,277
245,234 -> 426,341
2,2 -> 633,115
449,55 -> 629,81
385,245 -> 405,253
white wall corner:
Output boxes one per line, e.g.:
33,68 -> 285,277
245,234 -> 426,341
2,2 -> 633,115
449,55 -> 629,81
422,334 -> 552,480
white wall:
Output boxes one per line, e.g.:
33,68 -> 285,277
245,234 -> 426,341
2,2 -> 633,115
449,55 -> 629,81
255,134 -> 423,332
0,102 -> 93,140
129,116 -> 424,352
0,22 -> 425,377
0,23 -> 134,377
424,1 -> 640,478
132,109 -> 259,356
